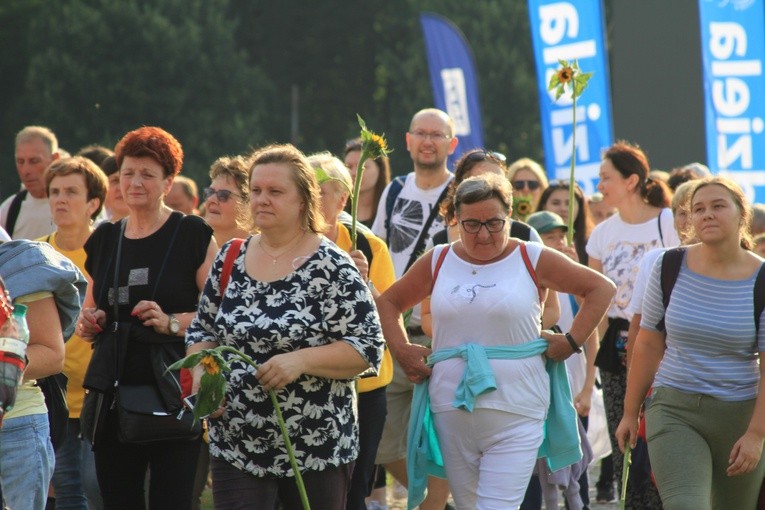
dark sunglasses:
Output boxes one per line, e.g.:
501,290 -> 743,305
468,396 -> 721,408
464,149 -> 507,164
203,187 -> 242,203
511,180 -> 541,191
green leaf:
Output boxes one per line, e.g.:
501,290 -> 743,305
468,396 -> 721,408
555,86 -> 565,100
166,352 -> 204,372
195,370 -> 227,419
548,73 -> 560,91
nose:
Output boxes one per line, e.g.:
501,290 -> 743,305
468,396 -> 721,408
597,181 -> 604,193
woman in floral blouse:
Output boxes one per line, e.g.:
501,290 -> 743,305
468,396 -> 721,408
185,144 -> 384,510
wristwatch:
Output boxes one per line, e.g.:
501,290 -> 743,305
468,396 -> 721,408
168,314 -> 181,335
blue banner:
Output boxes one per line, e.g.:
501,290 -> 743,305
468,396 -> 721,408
527,0 -> 613,196
420,13 -> 484,167
698,0 -> 765,204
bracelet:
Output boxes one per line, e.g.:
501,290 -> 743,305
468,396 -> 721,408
565,332 -> 582,353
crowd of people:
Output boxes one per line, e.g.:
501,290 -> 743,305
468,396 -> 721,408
0,108 -> 763,510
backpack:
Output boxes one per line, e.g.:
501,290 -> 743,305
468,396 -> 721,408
657,247 -> 765,333
4,190 -> 27,237
383,176 -> 407,237
338,219 -> 374,268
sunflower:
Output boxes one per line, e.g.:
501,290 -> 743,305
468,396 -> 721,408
557,66 -> 574,84
200,355 -> 220,375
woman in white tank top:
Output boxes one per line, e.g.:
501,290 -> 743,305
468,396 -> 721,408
376,174 -> 615,509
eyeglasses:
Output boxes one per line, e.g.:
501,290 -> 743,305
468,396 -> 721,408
464,149 -> 507,164
409,130 -> 451,142
511,180 -> 541,191
203,187 -> 243,203
460,218 -> 506,234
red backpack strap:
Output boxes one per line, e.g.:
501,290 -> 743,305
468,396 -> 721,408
220,238 -> 245,295
431,245 -> 451,292
520,242 -> 543,303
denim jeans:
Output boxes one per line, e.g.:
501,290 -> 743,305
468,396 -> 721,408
0,412 -> 55,510
52,418 -> 103,510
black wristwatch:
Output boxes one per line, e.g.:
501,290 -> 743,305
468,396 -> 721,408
565,332 -> 582,353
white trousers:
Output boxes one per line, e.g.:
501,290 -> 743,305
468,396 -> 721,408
433,408 -> 543,510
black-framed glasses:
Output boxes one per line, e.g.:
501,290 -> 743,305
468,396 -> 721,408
203,187 -> 242,203
464,149 -> 507,164
511,180 -> 541,191
460,218 -> 506,234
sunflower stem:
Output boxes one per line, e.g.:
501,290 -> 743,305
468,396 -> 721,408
567,93 -> 577,247
215,345 -> 311,510
620,444 -> 631,510
350,149 -> 371,251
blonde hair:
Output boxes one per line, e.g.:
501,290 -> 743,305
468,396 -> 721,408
307,152 -> 352,198
690,176 -> 752,250
506,157 -> 549,189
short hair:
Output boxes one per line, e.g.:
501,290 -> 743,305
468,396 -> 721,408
76,144 -> 114,167
690,176 -> 752,250
749,203 -> 765,236
410,108 -> 456,138
667,167 -> 702,191
247,144 -> 326,234
671,181 -> 696,213
753,232 -> 765,247
440,149 -> 507,226
343,137 -> 391,212
173,175 -> 198,202
604,141 -> 671,208
454,173 -> 513,216
114,126 -> 183,177
307,152 -> 352,197
44,156 -> 108,220
16,125 -> 58,155
209,156 -> 249,201
100,155 -> 119,177
506,157 -> 550,189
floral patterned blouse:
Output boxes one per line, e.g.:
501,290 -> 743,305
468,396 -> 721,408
186,237 -> 384,477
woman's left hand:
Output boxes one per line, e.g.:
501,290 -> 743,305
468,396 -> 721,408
541,330 -> 577,362
132,300 -> 170,335
256,352 -> 305,391
727,431 -> 764,476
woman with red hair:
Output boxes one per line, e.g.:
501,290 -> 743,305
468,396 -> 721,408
79,126 -> 217,509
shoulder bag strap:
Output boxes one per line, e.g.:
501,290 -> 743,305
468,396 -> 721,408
754,262 -> 765,334
404,181 -> 452,273
430,245 -> 450,293
148,213 -> 184,301
656,247 -> 685,332
5,190 -> 27,235
657,209 -> 665,247
220,238 -> 245,295
519,242 -> 543,304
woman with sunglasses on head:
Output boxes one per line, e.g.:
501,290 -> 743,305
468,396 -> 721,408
586,141 -> 678,508
507,158 -> 549,215
537,181 -> 594,266
203,156 -> 252,246
377,173 -> 614,508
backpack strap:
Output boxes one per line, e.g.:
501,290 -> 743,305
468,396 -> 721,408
657,247 -> 686,332
220,238 -> 245,295
339,219 -> 374,268
431,245 -> 450,292
510,220 -> 532,242
383,176 -> 407,240
519,242 -> 544,303
657,209 -> 665,247
404,181 -> 452,273
5,190 -> 28,237
754,262 -> 765,334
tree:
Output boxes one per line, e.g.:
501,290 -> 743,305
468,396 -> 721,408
18,0 -> 273,183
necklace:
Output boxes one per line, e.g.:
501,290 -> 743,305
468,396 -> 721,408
127,209 -> 166,238
258,231 -> 306,265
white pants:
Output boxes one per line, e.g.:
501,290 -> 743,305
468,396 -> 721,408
433,408 -> 543,510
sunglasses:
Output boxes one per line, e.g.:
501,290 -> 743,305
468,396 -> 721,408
203,187 -> 243,203
464,149 -> 507,164
511,180 -> 541,191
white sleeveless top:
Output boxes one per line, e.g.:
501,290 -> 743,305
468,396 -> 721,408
429,242 -> 550,420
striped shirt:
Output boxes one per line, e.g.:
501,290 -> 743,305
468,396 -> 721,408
641,251 -> 765,401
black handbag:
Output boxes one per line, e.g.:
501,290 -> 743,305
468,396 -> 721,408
116,383 -> 200,444
594,317 -> 630,373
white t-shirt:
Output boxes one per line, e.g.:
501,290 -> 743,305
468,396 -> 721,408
428,242 -> 550,420
626,247 -> 664,316
0,192 -> 54,240
586,208 -> 679,320
372,172 -> 452,325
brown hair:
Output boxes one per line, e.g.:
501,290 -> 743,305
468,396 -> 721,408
454,173 -> 513,216
44,156 -> 108,220
690,176 -> 752,250
440,149 -> 507,225
604,141 -> 671,208
247,144 -> 326,234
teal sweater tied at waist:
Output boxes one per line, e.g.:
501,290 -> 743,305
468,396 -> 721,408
406,339 -> 582,510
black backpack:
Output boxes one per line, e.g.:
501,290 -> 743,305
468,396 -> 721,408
657,247 -> 765,333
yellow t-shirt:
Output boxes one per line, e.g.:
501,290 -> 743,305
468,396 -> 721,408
5,291 -> 52,419
335,224 -> 395,392
38,232 -> 92,418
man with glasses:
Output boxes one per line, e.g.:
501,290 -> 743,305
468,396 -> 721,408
372,107 -> 457,510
